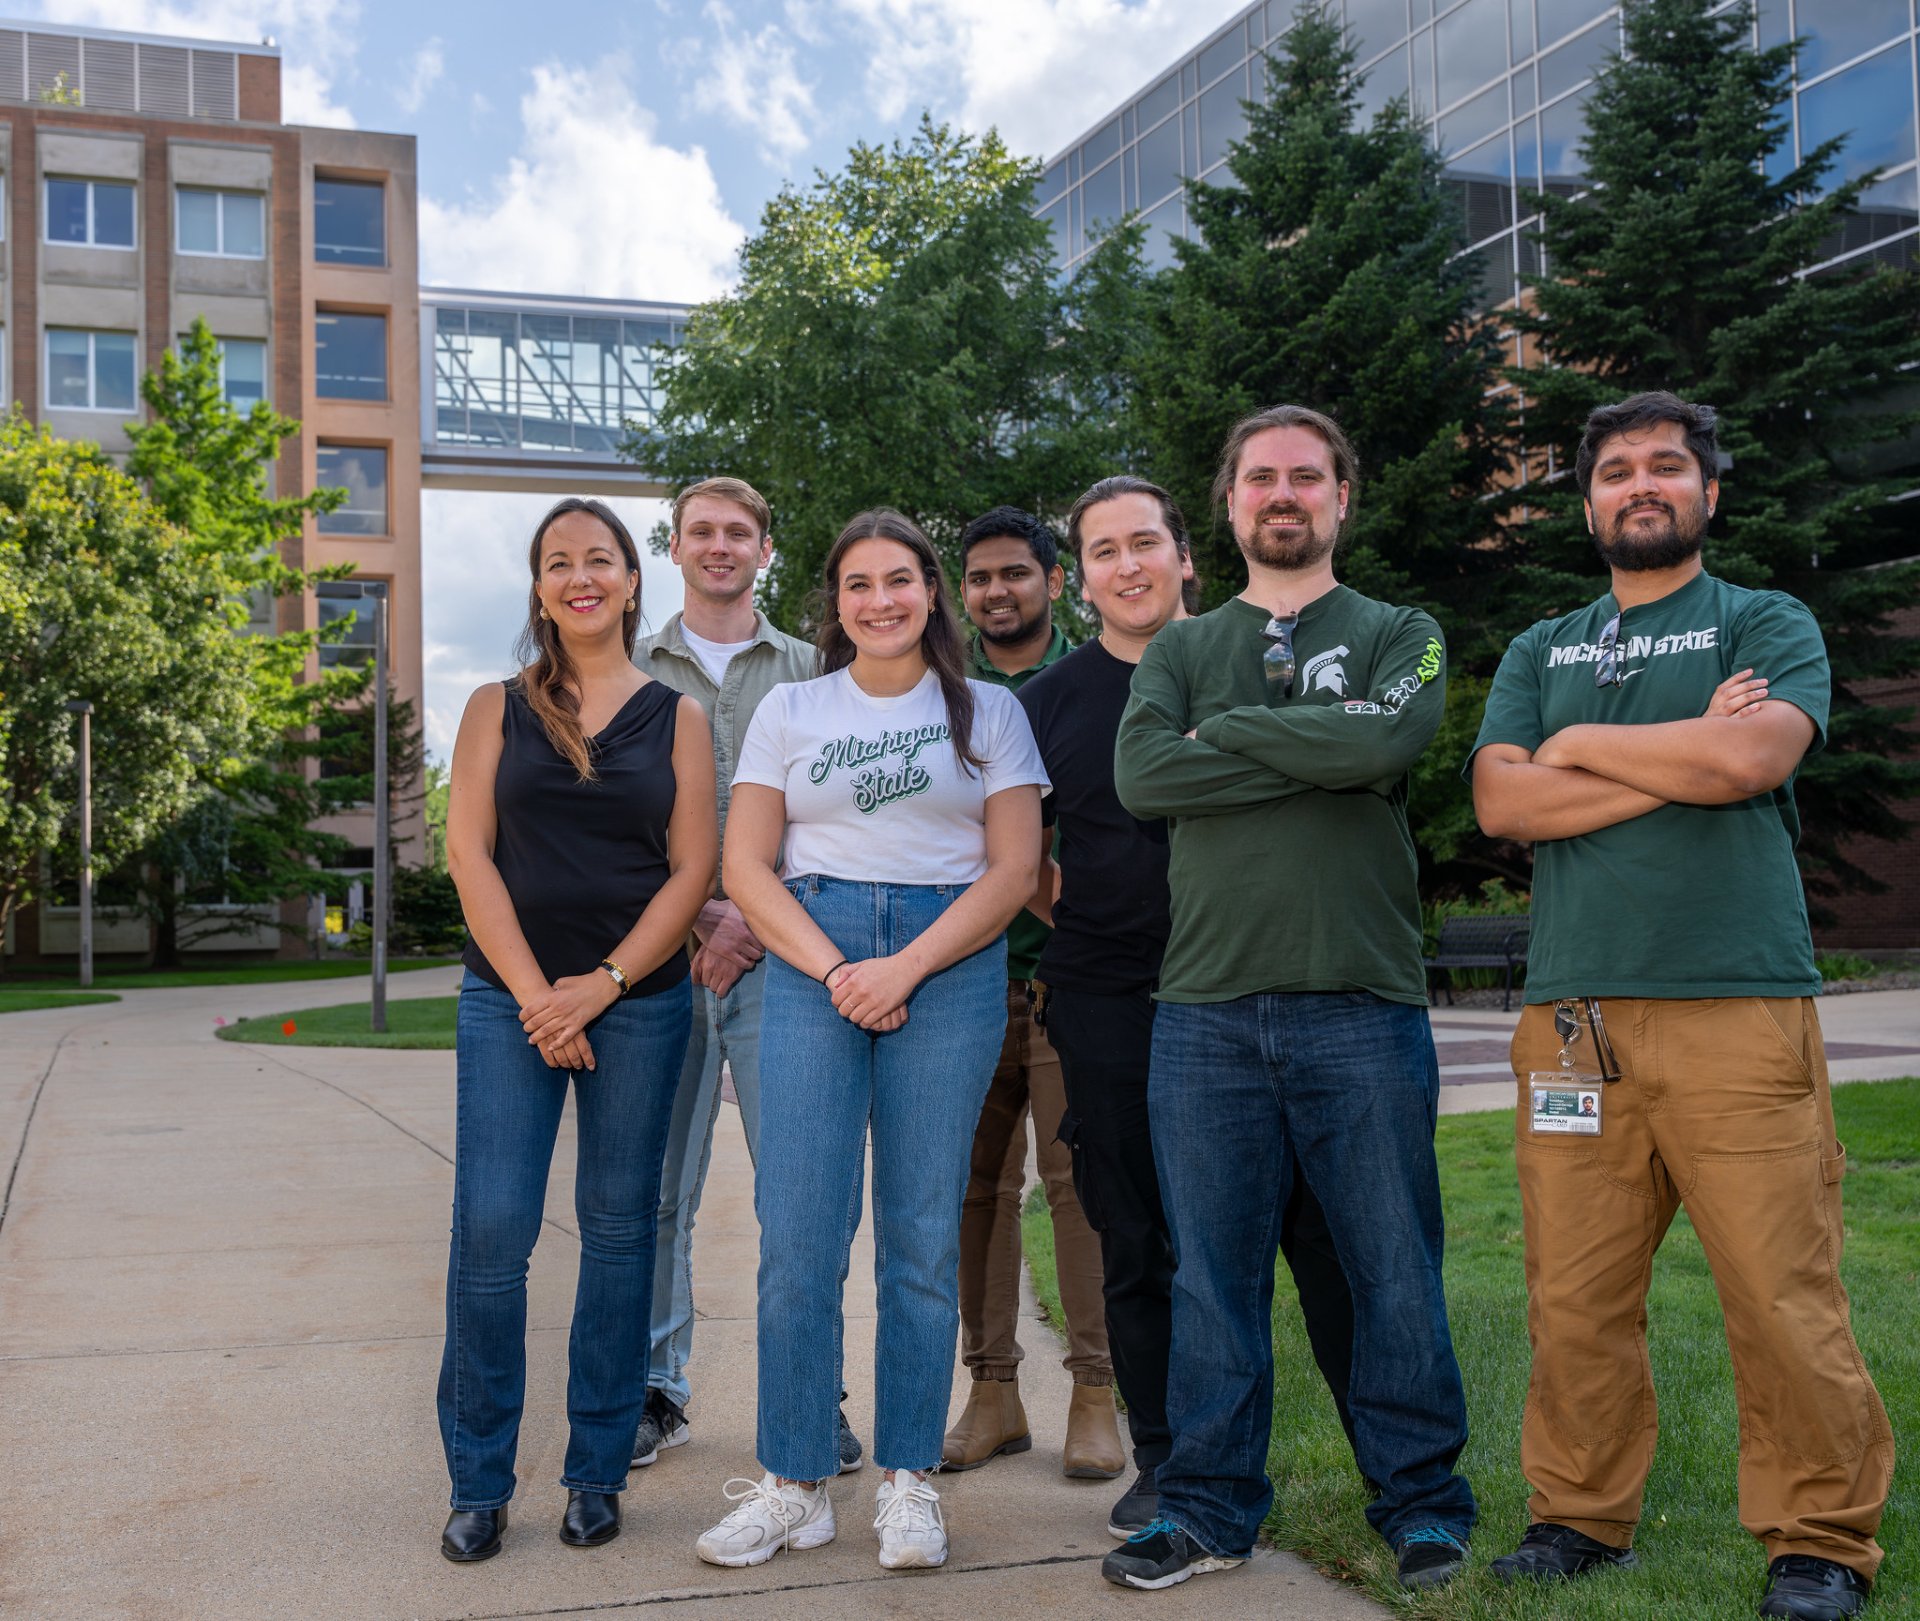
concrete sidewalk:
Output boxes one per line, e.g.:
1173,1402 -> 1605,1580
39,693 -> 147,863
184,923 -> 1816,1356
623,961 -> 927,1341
0,971 -> 1383,1620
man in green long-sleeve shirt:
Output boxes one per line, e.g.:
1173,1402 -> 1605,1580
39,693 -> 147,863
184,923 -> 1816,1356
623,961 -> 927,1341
1103,406 -> 1476,1596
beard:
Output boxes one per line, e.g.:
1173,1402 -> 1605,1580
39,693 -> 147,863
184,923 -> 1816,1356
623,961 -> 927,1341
1593,494 -> 1709,572
975,603 -> 1050,647
1235,503 -> 1339,571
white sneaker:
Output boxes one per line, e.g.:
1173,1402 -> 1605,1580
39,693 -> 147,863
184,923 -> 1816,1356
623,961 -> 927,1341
874,1471 -> 947,1570
694,1473 -> 836,1567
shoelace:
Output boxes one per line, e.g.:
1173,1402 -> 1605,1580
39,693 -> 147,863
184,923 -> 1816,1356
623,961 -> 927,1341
1772,1555 -> 1850,1582
874,1474 -> 943,1537
1128,1516 -> 1184,1545
719,1476 -> 809,1542
1401,1526 -> 1467,1552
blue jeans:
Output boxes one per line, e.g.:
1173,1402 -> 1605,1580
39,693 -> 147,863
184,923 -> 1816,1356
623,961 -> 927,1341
755,876 -> 1007,1482
1149,992 -> 1476,1555
438,971 -> 690,1509
647,965 -> 764,1408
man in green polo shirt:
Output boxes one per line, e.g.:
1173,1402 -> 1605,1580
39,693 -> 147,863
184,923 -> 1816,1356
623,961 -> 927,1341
942,505 -> 1124,1481
1471,392 -> 1892,1621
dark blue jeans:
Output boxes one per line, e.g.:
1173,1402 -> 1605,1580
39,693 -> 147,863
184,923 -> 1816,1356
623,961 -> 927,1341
438,971 -> 690,1510
1149,991 -> 1476,1555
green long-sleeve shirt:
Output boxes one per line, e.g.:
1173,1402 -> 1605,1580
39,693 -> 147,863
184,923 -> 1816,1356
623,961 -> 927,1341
1114,589 -> 1445,1004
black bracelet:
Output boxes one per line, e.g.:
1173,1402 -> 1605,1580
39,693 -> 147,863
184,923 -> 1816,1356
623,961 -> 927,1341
821,959 -> 850,985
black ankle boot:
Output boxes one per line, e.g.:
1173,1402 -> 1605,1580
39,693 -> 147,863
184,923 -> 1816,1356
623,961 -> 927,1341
441,1505 -> 506,1562
559,1489 -> 621,1548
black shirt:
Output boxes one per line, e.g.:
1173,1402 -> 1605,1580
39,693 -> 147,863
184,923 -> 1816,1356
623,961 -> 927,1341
1018,639 -> 1170,995
463,678 -> 689,999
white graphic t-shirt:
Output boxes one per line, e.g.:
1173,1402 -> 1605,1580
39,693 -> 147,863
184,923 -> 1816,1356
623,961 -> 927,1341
732,667 -> 1049,884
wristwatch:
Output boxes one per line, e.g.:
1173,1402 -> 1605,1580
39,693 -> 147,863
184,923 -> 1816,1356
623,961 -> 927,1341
598,959 -> 631,997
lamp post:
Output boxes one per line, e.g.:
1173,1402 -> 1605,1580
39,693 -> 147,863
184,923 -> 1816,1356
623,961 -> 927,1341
64,700 -> 93,989
317,580 -> 391,1034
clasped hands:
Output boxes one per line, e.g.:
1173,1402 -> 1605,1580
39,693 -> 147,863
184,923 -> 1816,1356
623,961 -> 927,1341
824,955 -> 918,1033
519,971 -> 620,1071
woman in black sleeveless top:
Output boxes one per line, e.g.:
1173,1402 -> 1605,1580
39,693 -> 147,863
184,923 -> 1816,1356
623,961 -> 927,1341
439,499 -> 716,1561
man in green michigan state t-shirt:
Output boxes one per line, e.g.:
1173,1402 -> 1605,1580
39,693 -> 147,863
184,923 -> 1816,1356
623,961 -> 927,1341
1105,407 -> 1477,1596
1470,393 -> 1891,1620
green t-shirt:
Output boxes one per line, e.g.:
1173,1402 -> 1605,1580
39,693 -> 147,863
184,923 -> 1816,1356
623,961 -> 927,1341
971,624 -> 1074,980
1115,588 -> 1446,1005
1469,570 -> 1828,1002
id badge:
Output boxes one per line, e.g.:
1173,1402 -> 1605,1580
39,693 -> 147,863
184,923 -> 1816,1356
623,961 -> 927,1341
1527,1075 -> 1602,1135
1527,998 -> 1608,1136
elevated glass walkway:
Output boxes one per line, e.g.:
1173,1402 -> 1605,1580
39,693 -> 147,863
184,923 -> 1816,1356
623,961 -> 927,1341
420,287 -> 691,496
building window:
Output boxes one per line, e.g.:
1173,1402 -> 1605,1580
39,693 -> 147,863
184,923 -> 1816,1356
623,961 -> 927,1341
316,444 -> 389,535
45,329 -> 137,411
313,177 -> 385,266
45,178 -> 136,248
176,187 -> 265,257
318,580 -> 382,669
315,310 -> 387,400
216,337 -> 266,407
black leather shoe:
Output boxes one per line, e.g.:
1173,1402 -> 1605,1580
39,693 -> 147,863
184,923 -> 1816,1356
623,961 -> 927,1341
559,1489 -> 621,1548
1758,1554 -> 1870,1619
1491,1522 -> 1637,1583
441,1506 -> 506,1562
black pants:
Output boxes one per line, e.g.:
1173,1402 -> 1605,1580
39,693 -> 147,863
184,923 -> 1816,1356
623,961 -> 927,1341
1046,983 -> 1358,1473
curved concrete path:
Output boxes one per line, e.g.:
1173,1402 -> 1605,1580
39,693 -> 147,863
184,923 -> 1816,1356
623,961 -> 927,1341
0,971 -> 1383,1620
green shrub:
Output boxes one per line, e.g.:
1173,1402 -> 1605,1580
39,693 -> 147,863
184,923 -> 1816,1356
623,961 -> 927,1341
1816,952 -> 1879,984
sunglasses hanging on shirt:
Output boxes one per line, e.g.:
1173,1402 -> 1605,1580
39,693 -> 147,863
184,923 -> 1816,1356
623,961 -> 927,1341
1262,614 -> 1299,698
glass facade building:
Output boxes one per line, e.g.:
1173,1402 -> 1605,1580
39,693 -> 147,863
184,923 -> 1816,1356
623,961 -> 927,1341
1040,0 -> 1920,303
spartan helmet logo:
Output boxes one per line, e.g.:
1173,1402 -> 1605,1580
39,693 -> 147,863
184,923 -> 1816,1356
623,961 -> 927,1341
1303,645 -> 1350,695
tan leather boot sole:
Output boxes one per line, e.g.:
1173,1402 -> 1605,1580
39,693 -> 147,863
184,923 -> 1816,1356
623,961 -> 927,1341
1063,1384 -> 1126,1479
940,1379 -> 1032,1471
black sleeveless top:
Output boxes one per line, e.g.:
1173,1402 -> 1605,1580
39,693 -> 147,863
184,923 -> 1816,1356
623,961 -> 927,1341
463,678 -> 690,999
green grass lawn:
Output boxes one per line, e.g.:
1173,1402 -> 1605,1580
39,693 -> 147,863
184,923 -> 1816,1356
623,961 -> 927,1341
216,995 -> 458,1050
1025,1079 -> 1917,1619
0,989 -> 120,1014
4,958 -> 458,991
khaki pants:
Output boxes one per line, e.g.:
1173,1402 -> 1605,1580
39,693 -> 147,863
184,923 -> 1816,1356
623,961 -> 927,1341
958,981 -> 1112,1383
1511,996 -> 1893,1578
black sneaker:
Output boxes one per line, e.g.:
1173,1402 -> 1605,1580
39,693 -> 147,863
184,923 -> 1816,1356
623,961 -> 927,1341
1758,1554 -> 1870,1619
630,1388 -> 689,1467
1107,1468 -> 1159,1540
1395,1525 -> 1470,1589
836,1401 -> 864,1474
1101,1518 -> 1244,1590
1491,1521 -> 1638,1583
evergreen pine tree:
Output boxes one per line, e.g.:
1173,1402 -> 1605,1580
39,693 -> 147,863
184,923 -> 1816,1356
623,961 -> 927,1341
1510,0 -> 1920,903
1134,7 -> 1515,647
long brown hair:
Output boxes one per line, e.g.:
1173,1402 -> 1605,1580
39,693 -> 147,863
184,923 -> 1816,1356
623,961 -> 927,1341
814,509 -> 983,774
512,497 -> 641,782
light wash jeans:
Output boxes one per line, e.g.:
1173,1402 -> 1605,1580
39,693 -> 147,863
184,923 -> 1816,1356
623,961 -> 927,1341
754,876 -> 1007,1482
646,964 -> 764,1408
438,971 -> 689,1509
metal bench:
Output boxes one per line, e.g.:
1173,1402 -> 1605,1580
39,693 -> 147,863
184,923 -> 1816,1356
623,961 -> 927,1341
1423,914 -> 1531,1011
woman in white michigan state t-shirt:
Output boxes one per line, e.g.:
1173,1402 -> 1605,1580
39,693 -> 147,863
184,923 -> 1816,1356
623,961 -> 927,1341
693,510 -> 1046,1574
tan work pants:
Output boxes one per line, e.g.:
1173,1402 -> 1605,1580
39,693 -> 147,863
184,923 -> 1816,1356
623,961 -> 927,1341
1511,996 -> 1893,1578
957,981 -> 1112,1384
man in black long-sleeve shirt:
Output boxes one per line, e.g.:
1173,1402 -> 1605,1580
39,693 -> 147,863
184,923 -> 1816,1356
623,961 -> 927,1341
1018,474 -> 1360,1544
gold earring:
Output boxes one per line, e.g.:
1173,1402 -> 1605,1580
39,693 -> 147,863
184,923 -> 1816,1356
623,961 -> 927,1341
539,606 -> 551,621
626,597 -> 636,613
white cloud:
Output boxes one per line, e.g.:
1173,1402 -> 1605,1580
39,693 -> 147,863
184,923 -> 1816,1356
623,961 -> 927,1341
686,1 -> 817,164
419,58 -> 745,303
395,37 -> 444,116
421,493 -> 682,762
29,0 -> 361,127
826,0 -> 1247,160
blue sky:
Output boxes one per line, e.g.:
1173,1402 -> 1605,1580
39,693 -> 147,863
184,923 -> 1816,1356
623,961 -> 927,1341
24,0 -> 1251,752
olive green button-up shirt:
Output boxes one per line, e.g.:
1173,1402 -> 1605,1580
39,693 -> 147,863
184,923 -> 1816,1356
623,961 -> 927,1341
636,610 -> 816,897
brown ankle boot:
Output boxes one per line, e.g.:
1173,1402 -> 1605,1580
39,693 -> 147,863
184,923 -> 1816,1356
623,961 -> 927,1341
1062,1383 -> 1125,1479
940,1378 -> 1032,1471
